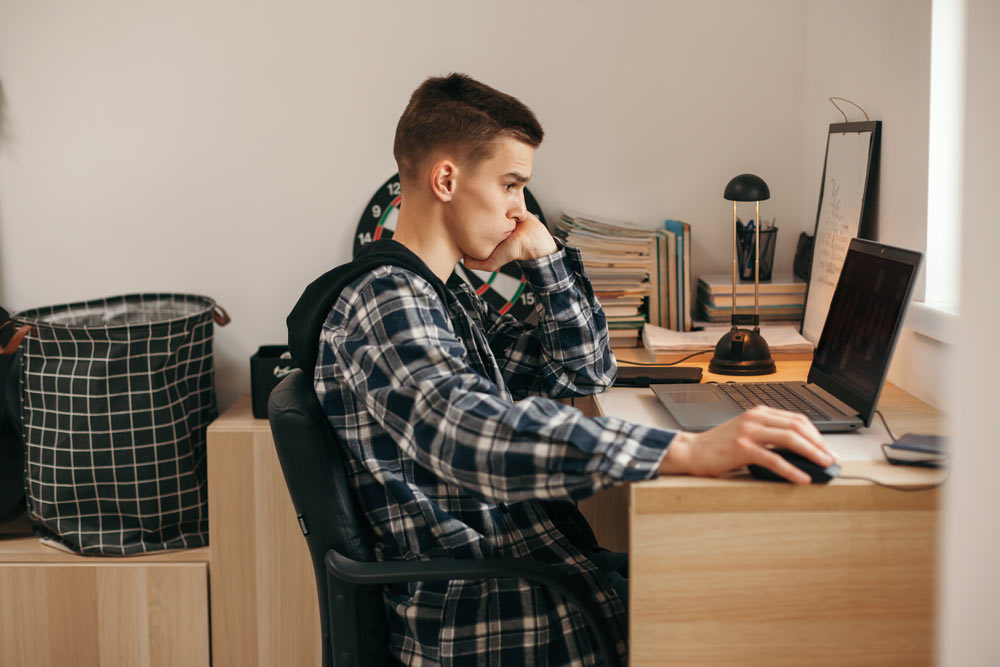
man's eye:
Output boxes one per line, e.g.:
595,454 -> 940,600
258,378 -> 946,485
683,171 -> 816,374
504,183 -> 516,191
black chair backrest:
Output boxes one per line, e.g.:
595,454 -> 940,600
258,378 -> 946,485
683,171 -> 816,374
268,369 -> 391,667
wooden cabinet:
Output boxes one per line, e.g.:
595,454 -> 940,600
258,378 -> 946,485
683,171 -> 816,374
0,519 -> 210,667
207,397 -> 321,667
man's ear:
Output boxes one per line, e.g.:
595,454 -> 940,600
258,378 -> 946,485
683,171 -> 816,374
430,160 -> 458,202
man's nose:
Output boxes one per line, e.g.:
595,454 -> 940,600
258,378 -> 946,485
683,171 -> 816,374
510,192 -> 528,221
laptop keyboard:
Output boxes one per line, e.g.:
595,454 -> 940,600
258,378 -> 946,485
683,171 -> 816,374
718,383 -> 832,422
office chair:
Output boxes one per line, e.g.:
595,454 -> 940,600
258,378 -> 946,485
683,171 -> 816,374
267,369 -> 622,667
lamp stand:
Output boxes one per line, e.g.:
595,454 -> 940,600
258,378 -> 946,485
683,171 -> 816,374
708,200 -> 776,376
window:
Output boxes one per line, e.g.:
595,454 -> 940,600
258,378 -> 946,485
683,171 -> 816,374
910,0 -> 965,344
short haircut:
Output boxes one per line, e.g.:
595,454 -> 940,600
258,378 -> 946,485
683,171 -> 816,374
393,73 -> 544,183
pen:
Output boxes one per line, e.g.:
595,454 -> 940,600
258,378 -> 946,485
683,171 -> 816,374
745,219 -> 756,274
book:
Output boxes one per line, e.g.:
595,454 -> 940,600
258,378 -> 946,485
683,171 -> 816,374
608,328 -> 641,338
698,273 -> 806,295
661,229 -> 677,330
595,290 -> 648,298
642,322 -> 814,354
697,271 -> 805,321
602,305 -> 644,317
664,220 -> 692,331
608,327 -> 641,348
697,301 -> 804,323
556,212 -> 694,333
698,286 -> 806,308
606,316 -> 648,329
557,212 -> 665,330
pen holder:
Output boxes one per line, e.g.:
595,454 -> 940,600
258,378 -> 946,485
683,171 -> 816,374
737,225 -> 777,281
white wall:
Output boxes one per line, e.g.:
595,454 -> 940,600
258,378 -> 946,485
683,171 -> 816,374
801,0 -> 932,262
0,0 -> 936,409
0,1 -> 814,408
940,0 -> 1000,662
799,0 -> 943,407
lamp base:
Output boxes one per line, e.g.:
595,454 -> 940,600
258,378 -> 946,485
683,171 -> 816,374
708,327 -> 776,376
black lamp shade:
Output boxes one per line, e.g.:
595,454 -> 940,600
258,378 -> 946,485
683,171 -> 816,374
724,174 -> 770,202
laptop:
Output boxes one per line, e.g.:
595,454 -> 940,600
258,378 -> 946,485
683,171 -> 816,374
652,238 -> 922,432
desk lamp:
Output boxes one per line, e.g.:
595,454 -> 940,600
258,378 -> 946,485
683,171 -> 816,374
708,173 -> 776,375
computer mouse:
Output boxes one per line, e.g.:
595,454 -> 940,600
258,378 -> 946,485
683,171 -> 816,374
747,448 -> 841,484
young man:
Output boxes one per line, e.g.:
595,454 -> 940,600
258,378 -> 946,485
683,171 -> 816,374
287,74 -> 834,666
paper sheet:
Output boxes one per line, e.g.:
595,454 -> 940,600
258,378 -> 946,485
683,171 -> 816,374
642,323 -> 813,353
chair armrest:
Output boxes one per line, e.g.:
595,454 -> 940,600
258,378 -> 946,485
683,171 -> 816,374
325,550 -> 621,667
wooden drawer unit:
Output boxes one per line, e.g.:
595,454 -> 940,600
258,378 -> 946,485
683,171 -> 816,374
0,518 -> 210,667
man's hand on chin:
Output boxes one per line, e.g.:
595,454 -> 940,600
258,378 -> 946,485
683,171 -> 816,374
463,213 -> 557,272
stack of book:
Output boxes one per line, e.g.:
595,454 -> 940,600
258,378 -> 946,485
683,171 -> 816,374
555,212 -> 693,346
696,273 -> 807,323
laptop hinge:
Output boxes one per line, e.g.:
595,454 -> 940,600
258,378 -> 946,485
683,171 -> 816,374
804,383 -> 858,417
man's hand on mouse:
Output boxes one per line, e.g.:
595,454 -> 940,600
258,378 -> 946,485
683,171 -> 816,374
658,406 -> 836,484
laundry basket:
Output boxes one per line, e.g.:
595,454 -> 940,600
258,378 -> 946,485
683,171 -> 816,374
12,293 -> 230,555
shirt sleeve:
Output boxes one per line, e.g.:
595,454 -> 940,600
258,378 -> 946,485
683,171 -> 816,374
318,268 -> 675,504
477,241 -> 618,401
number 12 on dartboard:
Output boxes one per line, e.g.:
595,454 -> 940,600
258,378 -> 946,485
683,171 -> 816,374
353,173 -> 548,320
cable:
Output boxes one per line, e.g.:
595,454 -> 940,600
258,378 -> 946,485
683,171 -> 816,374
874,409 -> 897,442
867,409 -> 948,488
617,349 -> 714,367
837,473 -> 949,492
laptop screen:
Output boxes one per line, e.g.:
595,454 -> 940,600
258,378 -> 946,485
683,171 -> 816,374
810,240 -> 921,424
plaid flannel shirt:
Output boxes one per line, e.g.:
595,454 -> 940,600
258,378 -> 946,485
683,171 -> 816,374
314,243 -> 676,666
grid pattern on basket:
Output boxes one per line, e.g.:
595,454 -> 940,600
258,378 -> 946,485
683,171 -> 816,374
16,294 -> 216,555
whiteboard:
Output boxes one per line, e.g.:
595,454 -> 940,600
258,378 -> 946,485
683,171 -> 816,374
801,124 -> 879,344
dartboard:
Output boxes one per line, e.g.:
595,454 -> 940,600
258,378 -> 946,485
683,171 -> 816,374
354,173 -> 546,319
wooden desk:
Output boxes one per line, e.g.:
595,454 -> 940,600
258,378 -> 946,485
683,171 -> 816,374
594,355 -> 943,667
203,357 -> 943,666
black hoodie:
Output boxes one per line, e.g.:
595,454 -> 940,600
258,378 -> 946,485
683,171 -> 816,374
285,239 -> 454,378
286,238 -> 604,554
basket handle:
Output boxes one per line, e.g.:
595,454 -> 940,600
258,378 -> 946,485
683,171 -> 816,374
213,305 -> 232,326
2,325 -> 33,355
